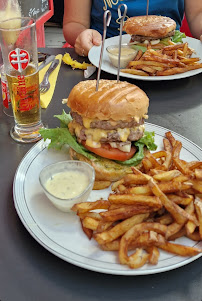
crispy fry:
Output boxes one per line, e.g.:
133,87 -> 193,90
147,246 -> 160,265
128,248 -> 149,269
191,180 -> 202,193
126,185 -> 152,195
195,197 -> 202,239
96,220 -> 114,233
94,213 -> 149,245
143,54 -> 186,67
80,219 -> 93,240
155,213 -> 173,225
119,222 -> 167,265
108,193 -> 162,208
195,169 -> 202,180
135,64 -> 157,74
111,179 -> 124,191
173,157 -> 192,175
82,216 -> 99,231
165,131 -> 176,147
168,227 -> 186,241
166,222 -> 184,239
187,231 -> 201,241
157,181 -> 192,193
93,180 -> 111,190
159,242 -> 202,256
122,40 -> 202,77
100,205 -> 154,222
142,157 -> 153,172
71,199 -> 110,213
183,42 -> 188,57
156,64 -> 202,76
127,59 -> 167,68
133,49 -> 143,61
163,43 -> 186,51
78,212 -> 102,220
168,193 -> 193,206
185,201 -> 197,235
149,179 -> 194,225
72,131 -> 202,269
101,239 -> 120,251
121,68 -> 149,76
153,170 -> 181,181
123,173 -> 151,184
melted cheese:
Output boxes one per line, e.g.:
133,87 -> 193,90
69,121 -> 144,149
117,128 -> 130,142
83,117 -> 92,129
85,139 -> 101,148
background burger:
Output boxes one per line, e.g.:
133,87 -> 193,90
123,15 -> 186,52
40,79 -> 156,183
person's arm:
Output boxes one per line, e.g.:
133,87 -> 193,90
185,0 -> 202,40
63,0 -> 91,46
63,0 -> 102,56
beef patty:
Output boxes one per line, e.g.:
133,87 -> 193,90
71,112 -> 144,130
130,30 -> 175,43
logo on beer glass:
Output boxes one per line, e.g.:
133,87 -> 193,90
8,48 -> 30,72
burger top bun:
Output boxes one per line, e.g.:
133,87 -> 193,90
67,80 -> 149,121
123,15 -> 176,38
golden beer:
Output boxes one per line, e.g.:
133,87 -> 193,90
7,64 -> 41,125
0,17 -> 43,143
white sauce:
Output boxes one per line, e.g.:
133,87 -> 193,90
107,47 -> 137,68
45,170 -> 89,199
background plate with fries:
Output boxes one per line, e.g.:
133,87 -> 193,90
13,123 -> 202,275
88,35 -> 202,81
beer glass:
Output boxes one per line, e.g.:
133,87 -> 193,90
0,17 -> 44,143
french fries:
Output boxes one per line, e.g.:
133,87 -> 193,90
72,131 -> 202,269
93,180 -> 111,190
121,42 -> 202,77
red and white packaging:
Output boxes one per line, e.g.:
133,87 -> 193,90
0,65 -> 11,109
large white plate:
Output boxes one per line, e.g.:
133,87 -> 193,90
13,123 -> 202,275
88,35 -> 202,81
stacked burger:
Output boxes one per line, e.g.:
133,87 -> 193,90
123,15 -> 185,51
40,80 -> 156,184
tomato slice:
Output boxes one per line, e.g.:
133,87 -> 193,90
82,141 -> 136,161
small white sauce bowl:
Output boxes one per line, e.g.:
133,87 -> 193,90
106,44 -> 138,68
39,160 -> 95,213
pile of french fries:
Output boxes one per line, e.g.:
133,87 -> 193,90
122,42 -> 202,76
72,131 -> 202,269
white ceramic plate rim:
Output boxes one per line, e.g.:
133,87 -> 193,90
88,35 -> 202,81
13,123 -> 202,275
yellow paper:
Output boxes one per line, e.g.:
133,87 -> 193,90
39,54 -> 62,109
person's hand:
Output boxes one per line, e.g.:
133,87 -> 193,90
200,34 -> 202,42
74,29 -> 102,57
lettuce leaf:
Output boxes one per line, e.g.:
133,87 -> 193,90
131,44 -> 147,53
160,37 -> 171,46
130,30 -> 186,49
54,109 -> 72,127
171,30 -> 186,44
117,131 -> 157,166
39,111 -> 157,166
40,126 -> 96,160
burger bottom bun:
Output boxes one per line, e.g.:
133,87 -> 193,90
69,148 -> 145,182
